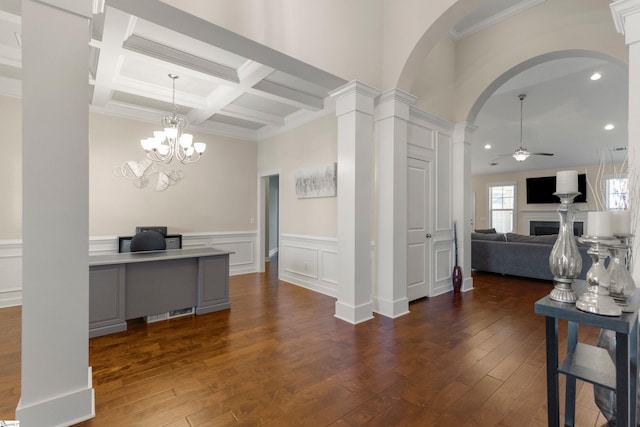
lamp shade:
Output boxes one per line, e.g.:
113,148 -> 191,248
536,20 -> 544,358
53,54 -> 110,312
179,133 -> 193,148
513,151 -> 530,162
194,142 -> 206,153
164,127 -> 178,139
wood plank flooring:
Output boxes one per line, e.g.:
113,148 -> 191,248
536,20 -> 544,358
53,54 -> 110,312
1,262 -> 611,426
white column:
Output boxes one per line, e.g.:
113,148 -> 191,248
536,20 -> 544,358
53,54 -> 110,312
611,0 -> 640,284
372,89 -> 415,318
452,122 -> 477,292
330,81 -> 379,324
17,0 -> 95,425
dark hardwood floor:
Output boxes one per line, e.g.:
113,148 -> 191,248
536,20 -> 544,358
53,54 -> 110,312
1,260 -> 609,426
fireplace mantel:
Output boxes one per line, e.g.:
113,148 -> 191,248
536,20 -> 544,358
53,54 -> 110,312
522,210 -> 590,235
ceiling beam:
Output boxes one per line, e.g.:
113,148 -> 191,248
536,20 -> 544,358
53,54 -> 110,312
104,0 -> 347,91
122,34 -> 240,84
92,7 -> 134,107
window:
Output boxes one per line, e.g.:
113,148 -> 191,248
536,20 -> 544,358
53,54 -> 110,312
489,184 -> 515,233
606,177 -> 629,210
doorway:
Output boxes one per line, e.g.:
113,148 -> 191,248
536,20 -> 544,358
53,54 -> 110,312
407,156 -> 433,301
258,172 -> 280,274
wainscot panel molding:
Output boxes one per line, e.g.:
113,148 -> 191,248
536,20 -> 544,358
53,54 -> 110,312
433,239 -> 455,297
280,233 -> 339,298
181,231 -> 258,275
0,231 -> 259,308
0,240 -> 23,308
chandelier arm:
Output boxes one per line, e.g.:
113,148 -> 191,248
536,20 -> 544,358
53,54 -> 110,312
138,74 -> 204,165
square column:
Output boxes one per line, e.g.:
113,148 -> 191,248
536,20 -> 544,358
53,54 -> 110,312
17,0 -> 95,425
330,81 -> 379,324
372,89 -> 416,318
452,122 -> 477,292
611,0 -> 640,284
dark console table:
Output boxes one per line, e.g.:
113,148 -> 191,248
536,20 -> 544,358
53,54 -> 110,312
89,247 -> 232,338
535,281 -> 639,427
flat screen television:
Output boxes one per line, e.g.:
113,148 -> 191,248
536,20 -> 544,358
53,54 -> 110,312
526,174 -> 587,204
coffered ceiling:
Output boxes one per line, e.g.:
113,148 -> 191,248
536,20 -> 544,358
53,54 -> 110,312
0,0 -> 629,175
0,0 -> 348,141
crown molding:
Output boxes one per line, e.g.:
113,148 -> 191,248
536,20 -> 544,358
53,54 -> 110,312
611,0 -> 640,41
449,0 -> 545,41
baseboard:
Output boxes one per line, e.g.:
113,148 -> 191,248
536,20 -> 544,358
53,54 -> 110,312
16,367 -> 94,426
334,300 -> 375,325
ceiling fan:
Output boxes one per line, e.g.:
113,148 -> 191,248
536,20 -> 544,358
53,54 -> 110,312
498,94 -> 554,162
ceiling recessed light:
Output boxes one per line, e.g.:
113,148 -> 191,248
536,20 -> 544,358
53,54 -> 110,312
484,144 -> 491,150
590,72 -> 602,81
604,124 -> 615,130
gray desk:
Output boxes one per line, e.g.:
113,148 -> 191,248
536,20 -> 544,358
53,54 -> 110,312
89,247 -> 231,338
535,281 -> 639,427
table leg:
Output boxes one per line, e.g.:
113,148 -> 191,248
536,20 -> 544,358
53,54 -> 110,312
564,321 -> 578,426
630,320 -> 638,427
545,316 -> 560,427
616,330 -> 630,427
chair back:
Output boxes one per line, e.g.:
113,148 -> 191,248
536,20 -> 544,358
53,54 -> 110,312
130,230 -> 167,252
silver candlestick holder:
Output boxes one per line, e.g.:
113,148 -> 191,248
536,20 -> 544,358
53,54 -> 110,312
548,192 -> 582,303
576,236 -> 622,316
608,234 -> 635,312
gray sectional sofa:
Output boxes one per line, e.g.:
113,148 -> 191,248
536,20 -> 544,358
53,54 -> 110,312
471,230 -> 592,281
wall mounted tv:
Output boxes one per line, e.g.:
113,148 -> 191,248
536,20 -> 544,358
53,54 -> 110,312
526,174 -> 587,204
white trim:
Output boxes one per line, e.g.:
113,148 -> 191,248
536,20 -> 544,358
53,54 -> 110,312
448,0 -> 545,41
279,233 -> 339,298
487,181 -> 518,233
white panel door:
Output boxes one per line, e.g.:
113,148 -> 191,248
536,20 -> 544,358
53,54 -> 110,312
407,156 -> 433,301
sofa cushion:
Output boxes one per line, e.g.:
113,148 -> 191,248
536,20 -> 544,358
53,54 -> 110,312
504,233 -> 558,245
474,228 -> 497,234
471,232 -> 507,241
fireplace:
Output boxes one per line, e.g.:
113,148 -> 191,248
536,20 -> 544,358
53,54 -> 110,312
530,220 -> 583,236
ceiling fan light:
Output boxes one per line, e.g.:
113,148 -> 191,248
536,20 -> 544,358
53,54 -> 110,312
513,151 -> 530,162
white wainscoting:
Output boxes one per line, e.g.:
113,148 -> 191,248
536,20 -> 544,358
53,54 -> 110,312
181,231 -> 258,275
433,239 -> 455,296
0,231 -> 259,308
0,240 -> 22,308
279,233 -> 339,298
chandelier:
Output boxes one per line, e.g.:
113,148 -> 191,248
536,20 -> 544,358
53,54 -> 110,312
140,74 -> 206,164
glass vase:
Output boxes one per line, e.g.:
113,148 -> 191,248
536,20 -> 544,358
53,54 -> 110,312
576,238 -> 622,316
608,244 -> 635,312
548,193 -> 582,303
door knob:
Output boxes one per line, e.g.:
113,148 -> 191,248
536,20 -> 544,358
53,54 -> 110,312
426,233 -> 432,239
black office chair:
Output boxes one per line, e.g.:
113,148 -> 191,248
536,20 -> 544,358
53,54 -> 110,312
130,230 -> 166,252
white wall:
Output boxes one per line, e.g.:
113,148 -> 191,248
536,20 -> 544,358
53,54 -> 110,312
89,113 -> 257,236
0,96 -> 22,239
452,0 -> 626,123
258,113 -> 338,237
411,36 -> 456,125
160,0 -> 385,88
